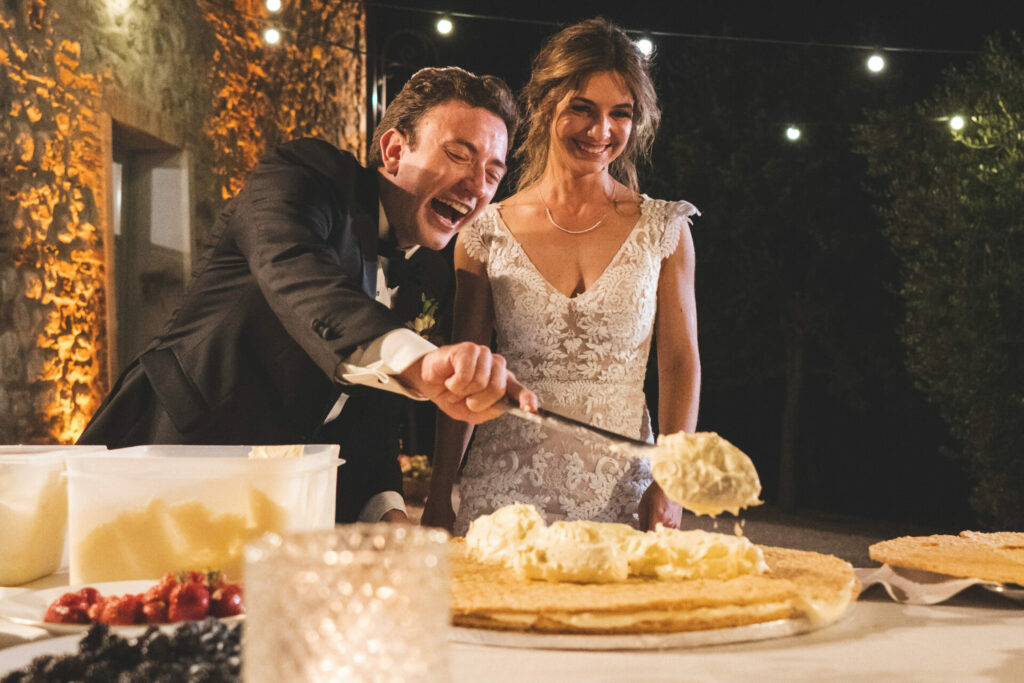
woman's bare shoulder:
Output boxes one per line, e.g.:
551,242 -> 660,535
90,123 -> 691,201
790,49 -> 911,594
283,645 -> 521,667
613,184 -> 644,216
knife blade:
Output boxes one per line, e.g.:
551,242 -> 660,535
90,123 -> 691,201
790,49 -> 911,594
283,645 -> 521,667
502,401 -> 654,451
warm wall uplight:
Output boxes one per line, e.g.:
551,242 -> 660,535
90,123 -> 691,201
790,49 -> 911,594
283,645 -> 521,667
949,115 -> 965,131
785,126 -> 802,141
867,53 -> 885,73
636,38 -> 654,56
265,0 -> 282,11
263,28 -> 281,45
436,17 -> 453,35
4,37 -> 109,443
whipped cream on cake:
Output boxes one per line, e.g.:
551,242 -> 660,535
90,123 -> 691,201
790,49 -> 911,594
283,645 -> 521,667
452,521 -> 859,634
465,504 -> 768,584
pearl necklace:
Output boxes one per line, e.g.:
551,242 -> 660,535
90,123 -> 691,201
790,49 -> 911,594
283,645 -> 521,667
542,190 -> 612,235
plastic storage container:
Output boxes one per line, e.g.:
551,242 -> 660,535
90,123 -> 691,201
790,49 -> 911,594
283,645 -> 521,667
0,445 -> 106,586
66,444 -> 342,584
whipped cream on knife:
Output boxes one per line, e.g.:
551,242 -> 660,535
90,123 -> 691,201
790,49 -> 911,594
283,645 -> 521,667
650,431 -> 763,517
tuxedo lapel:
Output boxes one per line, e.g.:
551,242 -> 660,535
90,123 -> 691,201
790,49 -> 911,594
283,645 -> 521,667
351,164 -> 380,298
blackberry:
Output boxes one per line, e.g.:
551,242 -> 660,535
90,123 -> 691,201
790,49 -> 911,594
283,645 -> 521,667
43,654 -> 86,679
140,631 -> 174,661
82,660 -> 117,682
79,623 -> 111,653
4,620 -> 244,682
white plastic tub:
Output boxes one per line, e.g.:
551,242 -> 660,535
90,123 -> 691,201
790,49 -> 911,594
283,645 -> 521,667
0,445 -> 106,586
66,444 -> 342,584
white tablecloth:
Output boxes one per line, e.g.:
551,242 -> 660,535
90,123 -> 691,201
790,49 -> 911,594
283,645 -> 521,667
451,592 -> 1023,683
2,577 -> 1021,682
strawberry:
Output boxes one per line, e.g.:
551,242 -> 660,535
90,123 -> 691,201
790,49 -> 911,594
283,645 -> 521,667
176,570 -> 206,585
210,583 -> 244,617
143,573 -> 178,604
168,580 -> 211,622
141,599 -> 169,623
43,603 -> 89,624
86,598 -> 106,622
52,593 -> 85,609
44,570 -> 237,626
77,587 -> 102,606
98,594 -> 143,625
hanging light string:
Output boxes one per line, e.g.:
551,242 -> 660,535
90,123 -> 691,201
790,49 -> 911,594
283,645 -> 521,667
364,1 -> 982,56
359,1 -> 987,139
219,0 -> 984,139
231,0 -> 981,58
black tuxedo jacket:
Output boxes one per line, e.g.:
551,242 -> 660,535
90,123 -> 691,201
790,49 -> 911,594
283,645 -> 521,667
79,138 -> 414,521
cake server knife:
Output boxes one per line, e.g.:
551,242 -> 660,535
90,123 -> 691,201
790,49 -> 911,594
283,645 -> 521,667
501,399 -> 763,517
501,401 -> 654,452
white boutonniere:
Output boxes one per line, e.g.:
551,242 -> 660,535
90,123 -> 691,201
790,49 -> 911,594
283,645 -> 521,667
407,294 -> 439,339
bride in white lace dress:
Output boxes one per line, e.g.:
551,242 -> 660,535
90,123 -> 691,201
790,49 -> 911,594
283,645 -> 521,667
423,18 -> 701,535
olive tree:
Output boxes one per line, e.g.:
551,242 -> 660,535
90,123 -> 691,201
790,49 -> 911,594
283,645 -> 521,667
856,35 -> 1024,527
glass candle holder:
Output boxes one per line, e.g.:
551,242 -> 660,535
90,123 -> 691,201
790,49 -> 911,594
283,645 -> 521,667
243,524 -> 451,683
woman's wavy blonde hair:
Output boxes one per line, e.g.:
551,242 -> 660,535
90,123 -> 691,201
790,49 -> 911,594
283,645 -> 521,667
515,17 -> 660,193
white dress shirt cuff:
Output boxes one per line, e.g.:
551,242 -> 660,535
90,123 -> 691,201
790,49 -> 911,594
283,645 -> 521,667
336,328 -> 436,399
358,490 -> 407,522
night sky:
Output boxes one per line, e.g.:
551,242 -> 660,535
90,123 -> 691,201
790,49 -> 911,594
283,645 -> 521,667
366,1 -> 1023,197
368,0 -> 1022,101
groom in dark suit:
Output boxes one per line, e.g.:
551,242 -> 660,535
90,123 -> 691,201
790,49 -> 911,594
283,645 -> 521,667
78,67 -> 535,523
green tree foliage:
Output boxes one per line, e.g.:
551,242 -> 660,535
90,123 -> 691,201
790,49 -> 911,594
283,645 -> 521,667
855,35 -> 1024,528
648,40 -> 970,526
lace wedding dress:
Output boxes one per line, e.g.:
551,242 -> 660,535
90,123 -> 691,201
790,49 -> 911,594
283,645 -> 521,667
453,198 -> 699,536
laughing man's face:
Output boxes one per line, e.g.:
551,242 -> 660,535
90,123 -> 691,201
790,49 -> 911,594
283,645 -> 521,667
379,100 -> 508,250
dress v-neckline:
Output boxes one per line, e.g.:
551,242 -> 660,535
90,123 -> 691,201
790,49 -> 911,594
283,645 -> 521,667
491,198 -> 648,300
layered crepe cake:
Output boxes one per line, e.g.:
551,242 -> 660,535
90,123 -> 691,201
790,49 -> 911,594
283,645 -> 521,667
869,531 -> 1024,584
450,505 -> 859,634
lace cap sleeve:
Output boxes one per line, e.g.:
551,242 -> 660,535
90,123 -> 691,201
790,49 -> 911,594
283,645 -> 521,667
459,204 -> 497,264
655,199 -> 700,259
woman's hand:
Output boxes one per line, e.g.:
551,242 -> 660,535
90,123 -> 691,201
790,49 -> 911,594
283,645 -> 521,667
638,481 -> 682,531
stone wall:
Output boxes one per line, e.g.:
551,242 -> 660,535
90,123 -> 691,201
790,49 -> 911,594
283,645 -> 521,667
0,0 -> 366,444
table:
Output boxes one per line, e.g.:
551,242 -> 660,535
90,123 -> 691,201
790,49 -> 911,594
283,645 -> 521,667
451,590 -> 1023,683
2,575 -> 1021,683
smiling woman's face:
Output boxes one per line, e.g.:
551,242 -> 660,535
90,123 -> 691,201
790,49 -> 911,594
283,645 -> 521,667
380,100 -> 508,250
548,70 -> 634,176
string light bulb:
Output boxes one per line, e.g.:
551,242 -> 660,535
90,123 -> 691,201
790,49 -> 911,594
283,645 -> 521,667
949,115 -> 965,131
436,16 -> 453,35
785,126 -> 802,141
636,37 -> 654,56
263,28 -> 281,45
867,53 -> 885,73
265,0 -> 282,12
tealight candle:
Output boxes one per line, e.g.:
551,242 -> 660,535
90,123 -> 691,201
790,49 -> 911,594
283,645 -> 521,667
243,524 -> 450,683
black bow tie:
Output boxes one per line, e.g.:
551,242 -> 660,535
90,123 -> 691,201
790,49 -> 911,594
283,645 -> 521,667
378,237 -> 409,288
377,235 -> 402,262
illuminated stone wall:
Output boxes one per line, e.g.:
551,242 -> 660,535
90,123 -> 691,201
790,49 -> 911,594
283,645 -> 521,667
201,0 -> 367,199
0,0 -> 366,444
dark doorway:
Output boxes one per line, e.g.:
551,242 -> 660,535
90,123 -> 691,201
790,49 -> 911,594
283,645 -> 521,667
111,122 -> 191,373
